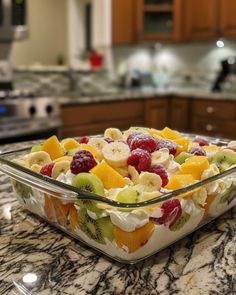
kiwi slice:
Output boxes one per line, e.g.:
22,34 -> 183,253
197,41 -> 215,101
116,187 -> 140,203
220,184 -> 236,204
169,212 -> 190,231
31,145 -> 43,153
78,208 -> 114,244
73,173 -> 105,215
174,152 -> 192,165
11,179 -> 33,201
212,150 -> 236,172
72,173 -> 105,196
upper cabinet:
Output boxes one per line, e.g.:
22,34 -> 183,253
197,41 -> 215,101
184,0 -> 236,41
136,0 -> 183,42
112,0 -> 136,45
219,0 -> 236,37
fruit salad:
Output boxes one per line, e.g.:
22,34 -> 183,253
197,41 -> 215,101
8,127 -> 236,262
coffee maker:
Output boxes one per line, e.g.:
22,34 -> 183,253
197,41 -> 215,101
0,0 -> 28,90
212,57 -> 236,92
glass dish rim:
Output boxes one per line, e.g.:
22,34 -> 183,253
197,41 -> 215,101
0,141 -> 236,209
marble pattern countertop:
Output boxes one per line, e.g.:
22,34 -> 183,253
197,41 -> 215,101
1,142 -> 236,294
58,87 -> 236,106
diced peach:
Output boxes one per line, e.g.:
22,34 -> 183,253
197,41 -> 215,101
161,127 -> 181,140
42,135 -> 64,161
90,161 -> 129,189
54,156 -> 72,163
166,174 -> 196,190
181,156 -> 210,180
203,194 -> 216,217
114,222 -> 154,253
69,204 -> 79,230
44,194 -> 56,222
62,138 -> 80,151
51,198 -> 71,226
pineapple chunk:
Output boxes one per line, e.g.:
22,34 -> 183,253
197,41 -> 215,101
174,137 -> 190,154
42,135 -> 64,161
181,156 -> 210,180
161,127 -> 181,140
90,161 -> 129,189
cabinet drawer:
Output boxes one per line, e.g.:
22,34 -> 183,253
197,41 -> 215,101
192,117 -> 236,138
61,100 -> 144,127
192,100 -> 236,120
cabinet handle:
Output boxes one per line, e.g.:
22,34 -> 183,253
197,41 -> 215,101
206,124 -> 215,131
206,106 -> 215,114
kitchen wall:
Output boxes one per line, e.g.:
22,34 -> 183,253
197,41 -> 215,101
12,0 -> 68,66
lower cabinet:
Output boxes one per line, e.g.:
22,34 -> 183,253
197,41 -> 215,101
61,98 -> 169,138
169,97 -> 190,132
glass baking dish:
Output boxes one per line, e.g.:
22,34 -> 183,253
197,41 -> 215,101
1,135 -> 236,264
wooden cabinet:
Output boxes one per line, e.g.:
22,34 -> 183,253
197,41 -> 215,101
185,0 -> 236,41
191,99 -> 236,139
136,0 -> 183,41
184,0 -> 217,40
112,0 -> 136,45
145,98 -> 169,129
61,100 -> 145,137
219,0 -> 236,37
169,98 -> 190,132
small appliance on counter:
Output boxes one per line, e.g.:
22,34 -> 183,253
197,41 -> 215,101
212,57 -> 236,92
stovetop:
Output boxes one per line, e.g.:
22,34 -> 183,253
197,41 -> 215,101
0,89 -> 36,100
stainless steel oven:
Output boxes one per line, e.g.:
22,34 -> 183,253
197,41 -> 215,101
0,0 -> 28,41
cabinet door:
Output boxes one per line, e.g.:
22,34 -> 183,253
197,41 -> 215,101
112,0 -> 136,45
136,0 -> 183,41
169,98 -> 190,132
185,0 -> 218,40
219,0 -> 236,37
145,98 -> 168,129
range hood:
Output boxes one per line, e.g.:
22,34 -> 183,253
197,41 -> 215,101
0,0 -> 28,41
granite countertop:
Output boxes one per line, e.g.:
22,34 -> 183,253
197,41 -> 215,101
58,87 -> 236,106
1,142 -> 236,295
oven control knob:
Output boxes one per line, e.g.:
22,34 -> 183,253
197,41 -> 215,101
46,105 -> 53,114
29,105 -> 36,116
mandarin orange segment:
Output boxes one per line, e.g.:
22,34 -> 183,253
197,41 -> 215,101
69,205 -> 79,230
90,161 -> 129,189
114,222 -> 155,253
42,135 -> 64,161
203,194 -> 216,217
166,174 -> 196,190
161,127 -> 181,140
181,156 -> 210,180
62,138 -> 80,151
44,194 -> 56,221
51,198 -> 71,226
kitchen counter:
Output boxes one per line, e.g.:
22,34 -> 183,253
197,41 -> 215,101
1,142 -> 236,295
58,87 -> 236,106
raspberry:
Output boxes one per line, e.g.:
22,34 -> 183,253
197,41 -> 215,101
156,139 -> 177,155
150,199 -> 182,227
70,150 -> 97,174
40,162 -> 55,177
148,164 -> 169,187
126,132 -> 142,146
104,137 -> 114,143
79,136 -> 89,144
189,146 -> 206,156
130,134 -> 157,153
193,136 -> 209,146
127,148 -> 151,172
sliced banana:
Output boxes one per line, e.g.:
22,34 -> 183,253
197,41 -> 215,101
27,151 -> 51,167
51,160 -> 70,179
30,164 -> 42,173
228,141 -> 236,149
139,191 -> 161,202
114,166 -> 129,177
104,128 -> 123,140
89,138 -> 108,161
139,172 -> 162,191
12,158 -> 29,168
102,142 -> 130,168
128,165 -> 140,184
151,148 -> 170,167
